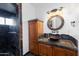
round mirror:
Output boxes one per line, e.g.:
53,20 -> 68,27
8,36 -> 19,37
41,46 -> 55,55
47,15 -> 64,30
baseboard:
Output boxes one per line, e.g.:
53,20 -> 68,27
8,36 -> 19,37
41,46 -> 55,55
23,51 -> 30,56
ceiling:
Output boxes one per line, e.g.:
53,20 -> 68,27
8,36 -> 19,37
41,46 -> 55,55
0,3 -> 17,18
31,3 -> 62,8
0,3 -> 16,14
0,3 -> 16,13
31,3 -> 79,9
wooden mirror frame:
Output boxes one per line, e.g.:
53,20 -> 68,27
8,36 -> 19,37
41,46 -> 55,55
47,15 -> 64,30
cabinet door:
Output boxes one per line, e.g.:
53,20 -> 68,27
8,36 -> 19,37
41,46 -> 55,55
30,43 -> 39,55
30,44 -> 35,54
29,22 -> 37,42
46,45 -> 53,56
29,22 -> 36,46
53,46 -> 65,56
29,22 -> 37,53
65,49 -> 77,56
39,43 -> 44,56
37,21 -> 43,37
39,43 -> 53,56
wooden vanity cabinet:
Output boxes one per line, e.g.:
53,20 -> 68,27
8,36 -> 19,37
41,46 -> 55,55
28,19 -> 77,56
28,19 -> 43,55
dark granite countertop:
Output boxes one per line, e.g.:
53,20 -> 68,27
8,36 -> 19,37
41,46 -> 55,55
38,38 -> 77,51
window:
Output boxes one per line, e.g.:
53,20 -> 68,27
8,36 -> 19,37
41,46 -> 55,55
0,17 -> 5,25
0,17 -> 15,26
6,18 -> 15,26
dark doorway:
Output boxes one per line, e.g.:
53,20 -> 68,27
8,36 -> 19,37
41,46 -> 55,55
0,3 -> 21,56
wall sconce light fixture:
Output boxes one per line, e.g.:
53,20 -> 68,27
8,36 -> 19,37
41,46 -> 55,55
47,7 -> 64,14
71,21 -> 75,27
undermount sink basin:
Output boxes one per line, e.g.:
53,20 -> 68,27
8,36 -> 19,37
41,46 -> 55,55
49,38 -> 59,41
